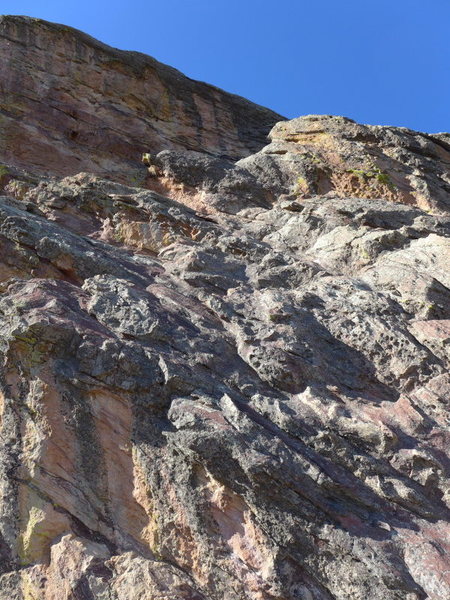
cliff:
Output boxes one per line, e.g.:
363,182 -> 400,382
0,16 -> 450,600
0,15 -> 283,181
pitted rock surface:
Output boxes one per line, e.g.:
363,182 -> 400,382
0,17 -> 450,600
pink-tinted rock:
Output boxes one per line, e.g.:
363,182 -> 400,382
0,16 -> 449,600
0,16 -> 283,183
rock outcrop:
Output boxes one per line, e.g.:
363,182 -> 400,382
0,16 -> 283,182
0,17 -> 450,600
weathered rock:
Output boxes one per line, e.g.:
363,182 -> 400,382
0,16 -> 450,600
0,15 -> 283,183
141,115 -> 450,216
238,114 -> 450,213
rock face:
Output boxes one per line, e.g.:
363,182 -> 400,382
0,16 -> 283,182
0,18 -> 450,600
241,114 -> 450,213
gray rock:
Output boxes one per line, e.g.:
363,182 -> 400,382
0,28 -> 449,599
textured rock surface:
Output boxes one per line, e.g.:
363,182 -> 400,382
0,16 -> 283,182
1,17 -> 450,600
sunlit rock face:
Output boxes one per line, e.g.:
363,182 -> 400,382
0,17 -> 450,600
0,15 -> 283,183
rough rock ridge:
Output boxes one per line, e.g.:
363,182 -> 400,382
0,17 -> 450,600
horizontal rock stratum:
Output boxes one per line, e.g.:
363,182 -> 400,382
0,15 -> 283,181
0,15 -> 450,600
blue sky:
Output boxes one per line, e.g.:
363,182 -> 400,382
2,0 -> 449,133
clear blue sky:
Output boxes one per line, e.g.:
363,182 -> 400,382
2,0 -> 449,133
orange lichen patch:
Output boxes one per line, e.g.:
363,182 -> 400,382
283,131 -> 333,146
329,169 -> 406,203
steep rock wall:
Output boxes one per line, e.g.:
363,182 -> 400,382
0,16 -> 449,600
0,15 -> 283,182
